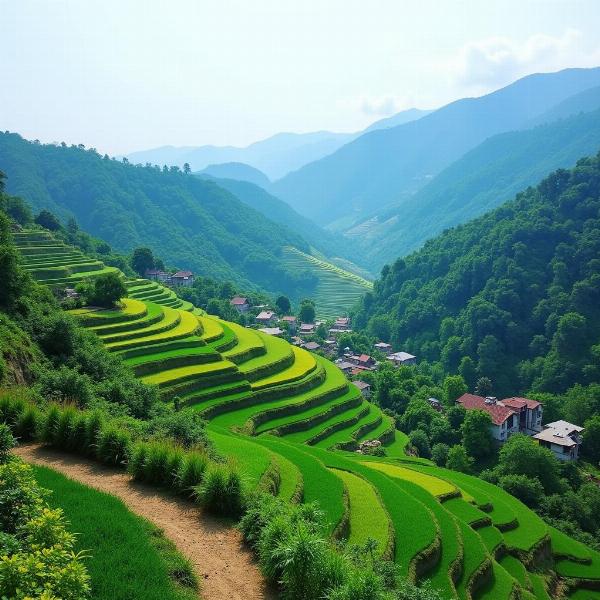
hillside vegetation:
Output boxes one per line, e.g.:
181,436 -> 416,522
355,102 -> 600,269
354,153 -> 600,398
7,217 -> 600,599
272,67 -> 600,227
0,132 -> 317,298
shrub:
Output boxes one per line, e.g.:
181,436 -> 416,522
0,392 -> 25,426
128,442 -> 149,481
95,425 -> 131,466
409,429 -> 431,459
147,409 -> 209,449
0,424 -> 16,464
175,450 -> 208,495
84,410 -> 104,455
39,403 -> 61,445
14,404 -> 39,442
498,474 -> 545,508
0,461 -> 44,533
430,443 -> 449,467
195,463 -> 244,517
54,404 -> 79,449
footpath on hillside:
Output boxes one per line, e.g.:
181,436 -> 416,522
15,444 -> 276,600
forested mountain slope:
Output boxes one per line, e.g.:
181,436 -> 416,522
353,153 -> 600,397
199,162 -> 270,187
0,133 -> 316,297
272,67 -> 600,227
356,106 -> 600,269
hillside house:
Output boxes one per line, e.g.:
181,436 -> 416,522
335,359 -> 354,375
334,317 -> 351,330
457,394 -> 519,442
349,354 -> 377,369
329,327 -> 352,337
171,270 -> 194,287
501,397 -> 543,435
374,342 -> 392,353
303,341 -> 321,352
533,420 -> 584,461
387,351 -> 417,366
146,269 -> 171,283
255,310 -> 277,325
230,297 -> 251,312
428,398 -> 443,412
258,326 -> 284,337
281,315 -> 297,332
299,323 -> 316,336
352,380 -> 371,398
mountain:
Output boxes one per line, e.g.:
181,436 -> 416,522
126,108 -> 430,181
353,105 -> 600,269
362,108 -> 433,132
271,67 -> 600,227
199,162 -> 270,187
194,173 -> 357,261
0,132 -> 317,297
528,84 -> 600,127
353,153 -> 600,397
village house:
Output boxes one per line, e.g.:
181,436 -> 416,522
291,336 -> 303,346
387,351 -> 417,366
533,420 -> 584,461
334,359 -> 355,375
328,327 -> 352,338
171,270 -> 194,287
230,297 -> 251,313
281,315 -> 297,333
457,394 -> 520,442
298,323 -> 316,336
348,354 -> 377,370
334,316 -> 351,330
374,342 -> 392,353
258,326 -> 284,337
255,310 -> 277,325
501,397 -> 543,435
145,269 -> 171,283
303,341 -> 321,352
428,397 -> 443,412
352,380 -> 371,398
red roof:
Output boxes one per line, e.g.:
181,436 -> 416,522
230,297 -> 248,305
457,393 -> 516,426
282,316 -> 297,322
172,270 -> 193,278
358,354 -> 372,363
502,397 -> 541,410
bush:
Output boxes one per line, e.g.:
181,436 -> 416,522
175,450 -> 208,495
0,461 -> 44,533
14,404 -> 39,442
430,443 -> 449,467
409,429 -> 431,459
147,409 -> 209,449
498,474 -> 544,508
0,424 -> 15,464
95,425 -> 131,466
195,463 -> 244,517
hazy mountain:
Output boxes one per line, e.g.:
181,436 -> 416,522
126,108 -> 430,180
362,108 -> 433,132
199,162 -> 270,187
0,132 -> 318,298
353,106 -> 600,270
270,67 -> 600,227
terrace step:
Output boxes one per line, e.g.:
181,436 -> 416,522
88,303 -> 164,335
100,307 -> 179,344
141,360 -> 238,389
183,383 -> 254,410
126,345 -> 223,377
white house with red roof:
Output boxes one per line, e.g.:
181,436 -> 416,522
456,393 -> 544,443
230,297 -> 250,312
255,310 -> 277,325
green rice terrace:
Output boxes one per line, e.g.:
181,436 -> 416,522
14,228 -> 600,600
282,246 -> 373,319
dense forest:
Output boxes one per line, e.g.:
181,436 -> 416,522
354,153 -> 600,401
0,132 -> 318,298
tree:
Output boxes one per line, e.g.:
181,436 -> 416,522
582,416 -> 600,463
475,377 -> 492,396
431,443 -> 450,467
459,356 -> 477,390
461,409 -> 494,460
447,405 -> 466,430
443,375 -> 467,405
298,299 -> 316,323
131,247 -> 155,277
34,209 -> 61,231
87,273 -> 127,308
66,217 -> 78,235
183,163 -> 191,174
497,434 -> 563,494
409,429 -> 431,459
0,212 -> 29,310
276,295 -> 291,315
498,474 -> 544,508
446,445 -> 473,473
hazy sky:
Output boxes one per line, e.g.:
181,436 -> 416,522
2,0 -> 600,155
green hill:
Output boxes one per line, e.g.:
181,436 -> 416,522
7,224 -> 600,599
356,105 -> 600,269
353,153 -> 600,397
198,162 -> 271,187
0,132 -> 316,298
271,67 -> 600,227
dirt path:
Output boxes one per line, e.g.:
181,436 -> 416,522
15,444 -> 276,600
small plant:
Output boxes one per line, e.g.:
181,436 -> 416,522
54,405 -> 78,449
95,425 -> 131,466
39,404 -> 61,445
84,410 -> 104,456
14,405 -> 39,442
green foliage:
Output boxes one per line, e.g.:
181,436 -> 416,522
85,272 -> 127,307
443,375 -> 467,404
131,247 -> 155,277
0,423 -> 16,464
355,154 -> 600,397
430,442 -> 449,467
276,295 -> 291,314
461,409 -> 494,461
34,208 -> 61,231
498,474 -> 544,508
582,415 -> 600,462
446,445 -> 473,473
194,463 -> 244,517
299,298 -> 316,323
409,429 -> 431,459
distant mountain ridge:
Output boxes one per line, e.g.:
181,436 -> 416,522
125,108 -> 430,180
199,162 -> 270,187
270,67 -> 600,227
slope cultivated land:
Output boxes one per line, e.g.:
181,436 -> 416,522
282,246 -> 373,318
13,229 -> 600,599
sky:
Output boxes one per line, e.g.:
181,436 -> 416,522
2,0 -> 600,155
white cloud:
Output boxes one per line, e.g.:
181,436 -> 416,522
360,95 -> 399,116
451,29 -> 600,92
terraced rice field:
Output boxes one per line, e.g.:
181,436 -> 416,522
282,246 -> 373,318
16,228 -> 600,599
